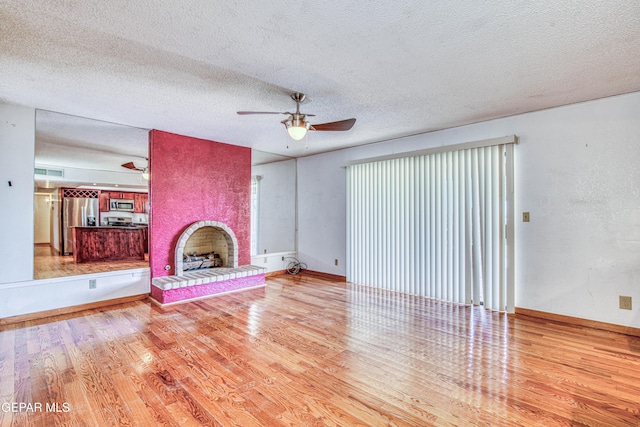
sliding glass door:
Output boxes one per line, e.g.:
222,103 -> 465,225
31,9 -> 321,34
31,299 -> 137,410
347,138 -> 515,312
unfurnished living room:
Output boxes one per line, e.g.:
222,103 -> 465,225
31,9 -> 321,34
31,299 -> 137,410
2,1 -> 640,426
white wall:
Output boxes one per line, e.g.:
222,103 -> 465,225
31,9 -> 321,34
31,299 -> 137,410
297,152 -> 348,275
36,164 -> 149,189
253,159 -> 297,254
0,102 -> 150,319
297,91 -> 640,328
51,188 -> 61,252
34,194 -> 51,244
0,269 -> 150,318
0,103 -> 35,283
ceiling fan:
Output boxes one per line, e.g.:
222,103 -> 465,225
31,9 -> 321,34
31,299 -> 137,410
238,93 -> 356,141
121,160 -> 149,180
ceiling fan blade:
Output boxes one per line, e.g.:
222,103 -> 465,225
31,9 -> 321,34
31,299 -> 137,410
237,111 -> 287,115
121,161 -> 143,171
310,118 -> 356,132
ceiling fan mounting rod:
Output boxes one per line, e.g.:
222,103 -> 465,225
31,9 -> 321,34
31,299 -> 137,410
291,92 -> 306,118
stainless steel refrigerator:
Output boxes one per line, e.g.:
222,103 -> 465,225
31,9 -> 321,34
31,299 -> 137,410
62,197 -> 98,255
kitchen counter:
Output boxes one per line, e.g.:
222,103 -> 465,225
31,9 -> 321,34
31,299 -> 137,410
72,226 -> 146,263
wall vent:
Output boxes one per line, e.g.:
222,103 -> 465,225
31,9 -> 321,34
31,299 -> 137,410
34,167 -> 64,177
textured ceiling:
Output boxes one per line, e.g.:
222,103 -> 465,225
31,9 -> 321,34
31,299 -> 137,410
2,1 -> 640,170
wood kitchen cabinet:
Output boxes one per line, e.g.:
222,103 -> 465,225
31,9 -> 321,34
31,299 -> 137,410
98,191 -> 110,212
133,193 -> 149,213
110,191 -> 135,200
72,226 -> 145,263
99,191 -> 148,213
140,226 -> 148,253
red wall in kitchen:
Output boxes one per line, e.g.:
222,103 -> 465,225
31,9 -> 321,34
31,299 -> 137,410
148,130 -> 252,279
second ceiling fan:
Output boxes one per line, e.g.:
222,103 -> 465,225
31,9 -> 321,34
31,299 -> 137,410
121,159 -> 149,180
237,93 -> 356,141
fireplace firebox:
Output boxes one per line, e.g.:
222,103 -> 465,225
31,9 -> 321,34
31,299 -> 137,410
174,220 -> 238,276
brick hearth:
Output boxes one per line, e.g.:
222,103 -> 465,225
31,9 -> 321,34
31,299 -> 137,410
150,265 -> 266,305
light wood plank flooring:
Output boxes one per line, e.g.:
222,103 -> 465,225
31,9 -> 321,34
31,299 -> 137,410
34,245 -> 149,279
1,275 -> 639,426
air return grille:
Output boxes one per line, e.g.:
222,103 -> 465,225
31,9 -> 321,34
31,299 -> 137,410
34,167 -> 64,177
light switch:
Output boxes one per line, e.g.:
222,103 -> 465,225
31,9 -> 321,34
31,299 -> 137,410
522,212 -> 530,222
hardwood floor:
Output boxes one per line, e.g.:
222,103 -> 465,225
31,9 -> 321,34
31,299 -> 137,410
1,275 -> 639,426
34,245 -> 149,280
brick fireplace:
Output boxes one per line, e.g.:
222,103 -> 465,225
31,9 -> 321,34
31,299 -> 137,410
176,220 -> 238,274
148,130 -> 265,305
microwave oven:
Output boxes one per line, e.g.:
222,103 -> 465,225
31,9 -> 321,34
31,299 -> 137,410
110,199 -> 135,212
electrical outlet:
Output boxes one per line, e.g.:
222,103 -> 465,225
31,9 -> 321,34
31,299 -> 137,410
282,256 -> 284,261
335,259 -> 339,266
89,279 -> 97,289
619,296 -> 632,310
522,212 -> 530,222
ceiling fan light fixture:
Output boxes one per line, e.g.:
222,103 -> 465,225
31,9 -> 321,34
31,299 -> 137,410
284,117 -> 310,141
240,92 -> 355,144
287,125 -> 307,141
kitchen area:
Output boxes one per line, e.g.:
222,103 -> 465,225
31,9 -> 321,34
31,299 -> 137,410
33,110 -> 152,279
34,186 -> 150,279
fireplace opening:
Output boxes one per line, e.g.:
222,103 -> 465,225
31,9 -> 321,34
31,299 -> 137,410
182,226 -> 228,271
175,221 -> 238,275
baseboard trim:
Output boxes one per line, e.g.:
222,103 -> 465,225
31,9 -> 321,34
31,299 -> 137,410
515,307 -> 640,338
0,294 -> 149,327
303,270 -> 347,282
266,270 -> 288,278
264,269 -> 347,282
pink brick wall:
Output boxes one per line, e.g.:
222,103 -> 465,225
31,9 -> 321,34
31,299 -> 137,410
148,130 -> 251,279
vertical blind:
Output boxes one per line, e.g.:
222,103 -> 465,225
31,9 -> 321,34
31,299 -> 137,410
346,140 -> 514,312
